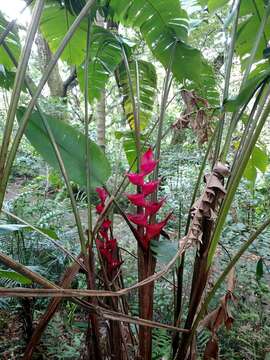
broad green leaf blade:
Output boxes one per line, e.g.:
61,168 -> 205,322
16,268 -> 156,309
243,146 -> 268,184
77,25 -> 124,103
151,240 -> 178,264
0,270 -> 32,285
224,65 -> 270,112
116,60 -> 157,129
208,0 -> 228,12
0,11 -> 21,71
17,107 -> 111,188
110,0 -> 217,103
110,0 -> 189,41
243,159 -> 257,184
0,224 -> 28,235
40,1 -> 87,65
252,146 -> 269,173
256,258 -> 264,281
236,0 -> 270,69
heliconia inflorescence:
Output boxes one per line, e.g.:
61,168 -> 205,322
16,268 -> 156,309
95,187 -> 122,272
125,148 -> 172,250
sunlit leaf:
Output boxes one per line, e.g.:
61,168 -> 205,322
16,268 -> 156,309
0,270 -> 32,285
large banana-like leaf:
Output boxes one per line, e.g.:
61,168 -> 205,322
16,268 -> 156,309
0,11 -> 21,71
110,0 -> 199,81
40,1 -> 88,65
116,60 -> 157,129
17,107 -> 111,188
109,0 -> 217,104
236,0 -> 270,69
77,25 -> 124,103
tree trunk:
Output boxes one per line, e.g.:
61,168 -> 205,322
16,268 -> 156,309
36,33 -> 64,97
96,90 -> 106,151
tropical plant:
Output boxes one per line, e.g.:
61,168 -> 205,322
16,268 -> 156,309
0,0 -> 270,359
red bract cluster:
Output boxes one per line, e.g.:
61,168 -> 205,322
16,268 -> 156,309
126,148 -> 172,250
95,187 -> 122,273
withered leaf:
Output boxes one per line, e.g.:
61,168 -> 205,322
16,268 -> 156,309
203,337 -> 219,360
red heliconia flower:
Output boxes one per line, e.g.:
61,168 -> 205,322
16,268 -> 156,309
126,173 -> 145,186
101,219 -> 112,230
125,149 -> 172,251
142,180 -> 160,196
99,229 -> 109,242
95,189 -> 123,272
96,203 -> 104,214
145,199 -> 165,216
127,213 -> 148,226
145,213 -> 172,241
126,193 -> 147,207
140,148 -> 157,175
96,187 -> 107,203
109,259 -> 124,272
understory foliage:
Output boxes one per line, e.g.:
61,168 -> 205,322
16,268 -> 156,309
0,0 -> 270,359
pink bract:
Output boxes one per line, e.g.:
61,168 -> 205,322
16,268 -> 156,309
127,213 -> 148,226
140,148 -> 157,175
126,193 -> 147,207
126,173 -> 145,186
142,180 -> 160,196
96,187 -> 107,203
145,199 -> 165,216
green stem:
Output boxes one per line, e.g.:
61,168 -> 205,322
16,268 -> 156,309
221,2 -> 270,161
0,0 -> 96,212
213,0 -> 241,163
191,216 -> 270,339
0,1 -> 33,47
0,0 -> 44,189
207,83 -> 270,268
2,44 -> 87,255
84,18 -> 93,247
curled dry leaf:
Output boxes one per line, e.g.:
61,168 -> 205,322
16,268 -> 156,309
227,267 -> 236,293
201,289 -> 236,360
184,162 -> 230,248
173,89 -> 211,145
203,337 -> 219,360
201,293 -> 235,334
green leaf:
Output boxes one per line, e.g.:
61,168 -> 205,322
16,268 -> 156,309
263,47 -> 270,59
110,0 -> 213,87
0,270 -> 32,285
77,25 -> 124,103
38,228 -> 59,240
224,65 -> 270,112
252,146 -> 269,173
0,69 -> 16,90
116,60 -> 157,129
115,130 -> 147,170
243,146 -> 269,184
0,224 -> 28,235
243,159 -> 257,184
17,107 -> 111,188
236,0 -> 270,69
208,0 -> 228,12
151,240 -> 178,264
40,1 -> 88,65
256,258 -> 264,281
0,11 -> 21,70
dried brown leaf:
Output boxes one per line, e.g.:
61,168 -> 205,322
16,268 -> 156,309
203,337 -> 219,360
